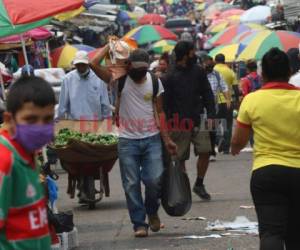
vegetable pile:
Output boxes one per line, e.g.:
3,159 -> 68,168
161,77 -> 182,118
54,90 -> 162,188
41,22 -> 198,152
55,128 -> 118,146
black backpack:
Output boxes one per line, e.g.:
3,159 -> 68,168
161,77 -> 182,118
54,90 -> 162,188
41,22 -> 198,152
117,72 -> 159,100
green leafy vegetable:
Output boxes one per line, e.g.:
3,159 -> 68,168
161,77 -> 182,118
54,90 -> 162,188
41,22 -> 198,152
55,128 -> 118,146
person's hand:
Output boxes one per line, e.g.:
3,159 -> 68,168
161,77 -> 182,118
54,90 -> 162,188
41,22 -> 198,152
164,138 -> 178,156
226,100 -> 231,110
206,118 -> 215,131
231,146 -> 240,156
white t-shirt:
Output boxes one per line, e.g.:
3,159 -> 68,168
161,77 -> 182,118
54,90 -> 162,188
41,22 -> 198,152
119,72 -> 164,139
289,72 -> 300,87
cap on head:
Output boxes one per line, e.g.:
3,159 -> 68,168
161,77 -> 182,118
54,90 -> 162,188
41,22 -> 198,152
129,49 -> 150,69
21,65 -> 34,77
73,50 -> 89,65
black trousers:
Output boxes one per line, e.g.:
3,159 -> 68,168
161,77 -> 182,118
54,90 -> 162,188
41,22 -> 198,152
216,103 -> 233,152
251,165 -> 300,250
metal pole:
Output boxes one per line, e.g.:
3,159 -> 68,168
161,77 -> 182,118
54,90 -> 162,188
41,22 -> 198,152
20,34 -> 30,74
46,41 -> 52,68
0,71 -> 6,102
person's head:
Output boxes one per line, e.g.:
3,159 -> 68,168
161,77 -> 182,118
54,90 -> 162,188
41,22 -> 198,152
174,41 -> 197,67
246,59 -> 258,73
128,49 -> 150,83
262,48 -> 291,83
73,51 -> 90,78
215,53 -> 225,64
158,53 -> 169,73
21,65 -> 35,77
4,76 -> 56,152
287,48 -> 300,75
202,55 -> 215,73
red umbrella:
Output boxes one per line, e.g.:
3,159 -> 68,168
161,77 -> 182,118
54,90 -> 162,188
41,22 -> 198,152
138,14 -> 166,25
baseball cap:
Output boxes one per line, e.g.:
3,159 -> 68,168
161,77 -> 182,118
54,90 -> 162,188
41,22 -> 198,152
21,65 -> 34,76
128,49 -> 150,69
73,51 -> 89,65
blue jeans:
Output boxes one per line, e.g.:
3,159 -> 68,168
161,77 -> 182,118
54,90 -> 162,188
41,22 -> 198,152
118,134 -> 164,230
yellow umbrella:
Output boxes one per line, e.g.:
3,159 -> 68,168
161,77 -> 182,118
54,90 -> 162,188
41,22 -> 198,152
209,43 -> 246,62
207,20 -> 230,34
196,3 -> 206,11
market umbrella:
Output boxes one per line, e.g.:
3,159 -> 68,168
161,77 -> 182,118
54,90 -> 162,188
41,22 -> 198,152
208,23 -> 265,47
123,25 -> 177,45
237,30 -> 300,61
51,44 -> 95,68
0,0 -> 83,38
151,40 -> 177,54
209,43 -> 246,62
203,2 -> 234,17
206,19 -> 232,34
117,10 -> 138,23
0,27 -> 52,44
196,3 -> 206,11
240,5 -> 271,24
138,14 -> 166,25
219,9 -> 244,19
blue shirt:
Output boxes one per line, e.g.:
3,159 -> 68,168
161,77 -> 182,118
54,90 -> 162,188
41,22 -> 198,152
58,70 -> 111,120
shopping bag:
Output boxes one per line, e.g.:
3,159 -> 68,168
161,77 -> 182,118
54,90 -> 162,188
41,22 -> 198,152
161,159 -> 192,216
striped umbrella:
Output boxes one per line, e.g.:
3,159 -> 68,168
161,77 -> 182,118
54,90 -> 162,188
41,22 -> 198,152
51,44 -> 95,68
237,30 -> 300,61
208,23 -> 265,47
0,0 -> 83,38
151,40 -> 177,54
209,43 -> 246,62
124,25 -> 177,45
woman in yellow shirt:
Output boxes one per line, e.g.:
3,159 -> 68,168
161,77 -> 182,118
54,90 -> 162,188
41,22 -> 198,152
231,48 -> 300,250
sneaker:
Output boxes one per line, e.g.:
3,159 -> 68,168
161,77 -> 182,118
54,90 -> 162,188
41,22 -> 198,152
193,184 -> 211,201
209,156 -> 216,162
148,214 -> 161,232
134,227 -> 148,238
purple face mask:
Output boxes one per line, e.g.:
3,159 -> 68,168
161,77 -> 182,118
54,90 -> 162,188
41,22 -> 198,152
13,123 -> 54,152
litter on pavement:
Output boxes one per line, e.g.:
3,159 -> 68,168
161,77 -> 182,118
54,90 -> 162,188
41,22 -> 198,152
240,205 -> 255,209
182,216 -> 207,221
176,234 -> 222,239
206,216 -> 258,235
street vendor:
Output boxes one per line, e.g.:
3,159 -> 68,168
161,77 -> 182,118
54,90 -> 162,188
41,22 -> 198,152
0,76 -> 56,250
57,50 -> 112,203
57,50 -> 111,121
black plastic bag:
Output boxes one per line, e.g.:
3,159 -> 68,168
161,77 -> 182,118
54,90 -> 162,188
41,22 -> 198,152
48,209 -> 74,233
162,159 -> 192,216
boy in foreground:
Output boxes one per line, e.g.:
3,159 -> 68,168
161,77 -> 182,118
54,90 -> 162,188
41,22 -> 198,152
0,76 -> 55,249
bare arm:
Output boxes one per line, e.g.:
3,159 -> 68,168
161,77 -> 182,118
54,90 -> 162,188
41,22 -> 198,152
156,95 -> 177,155
89,44 -> 112,83
231,125 -> 251,155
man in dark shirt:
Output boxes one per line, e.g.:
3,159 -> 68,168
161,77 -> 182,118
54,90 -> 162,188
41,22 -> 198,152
163,41 -> 216,200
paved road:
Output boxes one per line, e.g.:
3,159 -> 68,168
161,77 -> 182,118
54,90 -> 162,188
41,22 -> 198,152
56,152 -> 258,250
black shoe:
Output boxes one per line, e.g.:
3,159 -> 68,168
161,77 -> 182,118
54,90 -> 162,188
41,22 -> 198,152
193,184 -> 211,201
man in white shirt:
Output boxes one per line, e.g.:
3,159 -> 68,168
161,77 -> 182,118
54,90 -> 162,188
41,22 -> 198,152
117,49 -> 177,237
